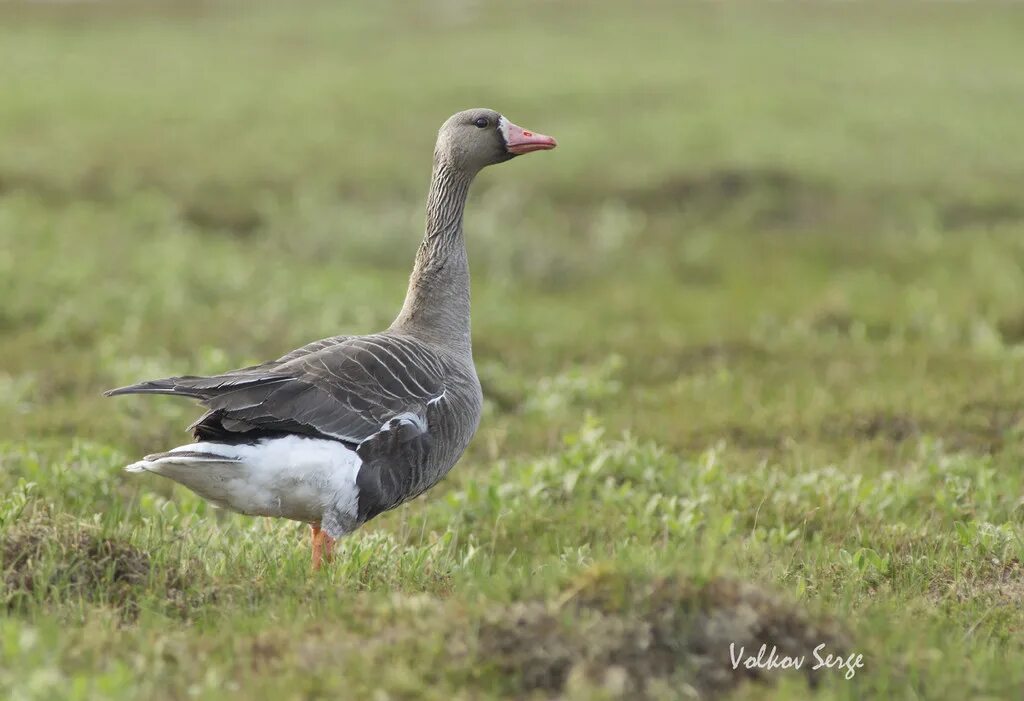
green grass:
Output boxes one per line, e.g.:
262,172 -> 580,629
2,1 -> 1024,698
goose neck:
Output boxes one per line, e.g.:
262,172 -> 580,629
391,160 -> 475,354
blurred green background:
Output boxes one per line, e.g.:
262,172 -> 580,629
2,2 -> 1024,700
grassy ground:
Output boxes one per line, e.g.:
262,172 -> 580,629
2,1 -> 1024,698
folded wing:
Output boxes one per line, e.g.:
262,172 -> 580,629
105,334 -> 447,446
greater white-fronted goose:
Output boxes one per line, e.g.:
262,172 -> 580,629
106,109 -> 557,569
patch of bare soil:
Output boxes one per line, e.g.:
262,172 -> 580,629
0,168 -> 266,238
477,572 -> 847,699
615,168 -> 847,230
180,187 -> 264,238
847,412 -> 921,444
670,341 -> 771,374
929,559 -> 1024,608
818,401 -> 1024,455
807,310 -> 893,342
941,199 -> 1024,230
948,400 -> 1024,454
624,341 -> 770,388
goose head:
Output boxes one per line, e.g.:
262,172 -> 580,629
435,108 -> 557,174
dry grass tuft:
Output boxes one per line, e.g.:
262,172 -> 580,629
0,514 -> 202,620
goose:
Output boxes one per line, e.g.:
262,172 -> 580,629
106,109 -> 556,570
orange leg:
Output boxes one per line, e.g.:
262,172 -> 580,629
310,523 -> 336,571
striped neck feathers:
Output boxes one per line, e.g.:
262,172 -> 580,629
392,159 -> 475,354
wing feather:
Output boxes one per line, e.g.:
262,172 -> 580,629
107,334 -> 446,444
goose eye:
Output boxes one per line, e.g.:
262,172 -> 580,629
473,117 -> 489,129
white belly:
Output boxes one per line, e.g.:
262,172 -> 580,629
129,436 -> 362,524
